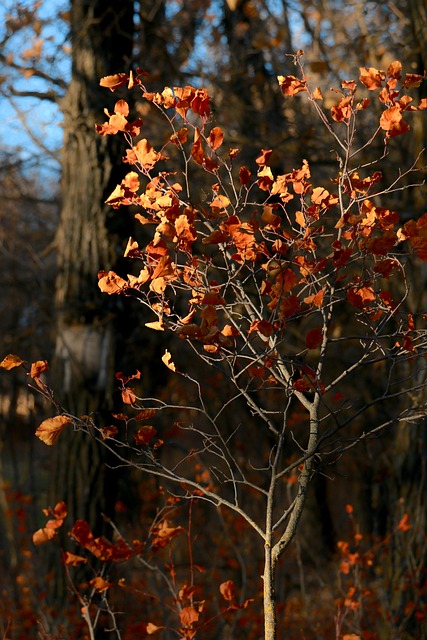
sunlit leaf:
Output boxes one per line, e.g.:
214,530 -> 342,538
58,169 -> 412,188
162,350 -> 176,372
0,354 -> 25,370
35,416 -> 72,446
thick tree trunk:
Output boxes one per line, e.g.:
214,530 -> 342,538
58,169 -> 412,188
52,0 -> 135,530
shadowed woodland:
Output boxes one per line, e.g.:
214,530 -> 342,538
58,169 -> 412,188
0,1 -> 426,639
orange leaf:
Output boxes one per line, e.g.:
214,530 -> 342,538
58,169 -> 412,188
122,388 -> 137,405
312,86 -> 323,100
32,527 -> 57,546
347,285 -> 376,309
98,271 -> 128,295
255,149 -> 273,166
53,501 -> 67,520
35,416 -> 72,446
359,67 -> 385,90
146,623 -> 162,635
99,73 -> 129,91
179,605 -> 200,627
295,210 -> 306,228
0,354 -> 25,370
380,105 -> 410,137
90,576 -> 113,592
397,513 -> 411,532
162,350 -> 177,372
220,580 -> 236,602
387,61 -> 402,79
208,126 -> 224,151
134,139 -> 167,169
331,96 -> 352,122
277,75 -> 307,96
30,360 -> 49,378
62,551 -> 87,566
145,320 -> 166,331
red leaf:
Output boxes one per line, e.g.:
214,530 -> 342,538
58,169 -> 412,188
305,328 -> 323,350
135,425 -> 157,446
248,319 -> 274,338
239,166 -> 251,185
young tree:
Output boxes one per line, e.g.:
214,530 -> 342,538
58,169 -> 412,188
12,53 -> 425,638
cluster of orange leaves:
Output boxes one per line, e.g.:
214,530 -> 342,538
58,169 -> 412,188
92,57 -> 427,379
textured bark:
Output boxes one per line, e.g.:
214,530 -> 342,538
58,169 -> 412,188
221,0 -> 293,156
52,0 -> 135,530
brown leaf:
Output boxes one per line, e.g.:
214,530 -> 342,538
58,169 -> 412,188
35,416 -> 72,446
99,425 -> 119,440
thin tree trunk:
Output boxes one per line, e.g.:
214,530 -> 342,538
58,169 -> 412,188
263,542 -> 277,640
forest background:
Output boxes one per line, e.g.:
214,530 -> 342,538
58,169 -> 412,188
0,1 -> 426,639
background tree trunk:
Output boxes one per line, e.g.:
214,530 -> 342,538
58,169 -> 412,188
52,0 -> 135,533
